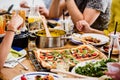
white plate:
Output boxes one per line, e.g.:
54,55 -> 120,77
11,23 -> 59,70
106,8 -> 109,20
70,33 -> 83,44
71,60 -> 100,73
0,33 -> 5,37
12,72 -> 63,80
81,33 -> 109,46
6,49 -> 27,62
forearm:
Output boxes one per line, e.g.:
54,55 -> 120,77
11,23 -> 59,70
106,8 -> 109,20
90,28 -> 104,34
65,0 -> 83,24
0,31 -> 15,71
49,0 -> 61,18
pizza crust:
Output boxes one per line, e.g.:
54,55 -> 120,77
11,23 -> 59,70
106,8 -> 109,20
33,45 -> 100,69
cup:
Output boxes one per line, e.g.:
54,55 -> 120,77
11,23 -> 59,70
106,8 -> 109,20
12,9 -> 26,28
107,62 -> 120,73
0,16 -> 6,34
59,17 -> 74,35
28,33 -> 36,51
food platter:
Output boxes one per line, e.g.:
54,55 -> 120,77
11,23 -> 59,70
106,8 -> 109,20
71,59 -> 99,74
81,33 -> 109,46
12,72 -> 62,80
70,33 -> 109,46
71,59 -> 117,78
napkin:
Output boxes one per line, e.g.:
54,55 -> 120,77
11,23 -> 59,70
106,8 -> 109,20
4,49 -> 27,68
4,57 -> 26,68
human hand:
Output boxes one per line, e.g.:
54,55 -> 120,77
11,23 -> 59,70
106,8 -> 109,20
105,63 -> 120,80
76,20 -> 92,33
20,0 -> 29,8
7,14 -> 23,31
39,7 -> 49,18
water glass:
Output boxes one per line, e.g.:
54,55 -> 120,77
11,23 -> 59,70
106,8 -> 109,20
107,62 -> 120,73
59,18 -> 74,35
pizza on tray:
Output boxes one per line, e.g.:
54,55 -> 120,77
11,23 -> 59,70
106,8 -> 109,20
33,45 -> 99,69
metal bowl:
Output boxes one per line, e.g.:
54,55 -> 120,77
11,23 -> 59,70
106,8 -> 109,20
35,29 -> 67,48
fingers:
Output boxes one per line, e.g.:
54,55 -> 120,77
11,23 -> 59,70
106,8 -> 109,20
105,72 -> 115,78
76,20 -> 89,31
8,14 -> 23,30
76,21 -> 83,31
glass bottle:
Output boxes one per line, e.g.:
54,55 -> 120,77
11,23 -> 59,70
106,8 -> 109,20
28,6 -> 42,33
28,6 -> 42,51
108,34 -> 120,61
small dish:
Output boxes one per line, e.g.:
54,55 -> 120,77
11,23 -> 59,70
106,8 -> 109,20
0,33 -> 5,37
12,72 -> 63,80
100,45 -> 119,55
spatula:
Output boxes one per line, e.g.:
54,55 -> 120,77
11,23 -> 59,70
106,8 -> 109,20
42,16 -> 51,37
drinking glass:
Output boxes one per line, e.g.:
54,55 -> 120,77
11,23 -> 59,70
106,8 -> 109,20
12,9 -> 26,28
108,34 -> 120,60
0,16 -> 6,34
107,62 -> 120,73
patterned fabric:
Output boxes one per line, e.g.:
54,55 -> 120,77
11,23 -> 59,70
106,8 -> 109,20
75,0 -> 112,30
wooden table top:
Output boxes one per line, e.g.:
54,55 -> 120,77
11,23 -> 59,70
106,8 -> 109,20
0,42 -> 118,80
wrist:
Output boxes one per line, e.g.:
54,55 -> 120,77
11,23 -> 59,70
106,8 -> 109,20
6,29 -> 16,34
89,28 -> 95,33
7,25 -> 16,32
65,0 -> 71,2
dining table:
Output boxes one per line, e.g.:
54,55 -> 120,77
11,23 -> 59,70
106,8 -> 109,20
0,36 -> 119,80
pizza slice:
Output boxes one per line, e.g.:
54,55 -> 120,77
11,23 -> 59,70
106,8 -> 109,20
33,50 -> 57,69
71,45 -> 99,60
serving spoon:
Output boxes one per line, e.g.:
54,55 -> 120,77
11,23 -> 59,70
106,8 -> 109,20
0,4 -> 14,15
42,16 -> 51,37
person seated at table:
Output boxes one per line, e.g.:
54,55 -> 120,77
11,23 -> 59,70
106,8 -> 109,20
49,0 -> 111,31
20,0 -> 51,18
0,14 -> 23,71
75,0 -> 120,41
76,20 -> 120,40
105,63 -> 120,80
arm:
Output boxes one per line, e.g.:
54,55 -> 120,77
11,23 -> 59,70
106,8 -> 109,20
76,20 -> 104,34
20,0 -> 30,8
49,0 -> 66,18
39,7 -> 49,18
0,14 -> 23,71
65,0 -> 100,25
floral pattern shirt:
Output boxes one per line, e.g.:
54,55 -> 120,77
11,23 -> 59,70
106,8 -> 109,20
75,0 -> 112,30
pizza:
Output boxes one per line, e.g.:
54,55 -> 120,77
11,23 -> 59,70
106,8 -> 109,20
33,45 -> 99,69
81,36 -> 101,44
70,45 -> 99,60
